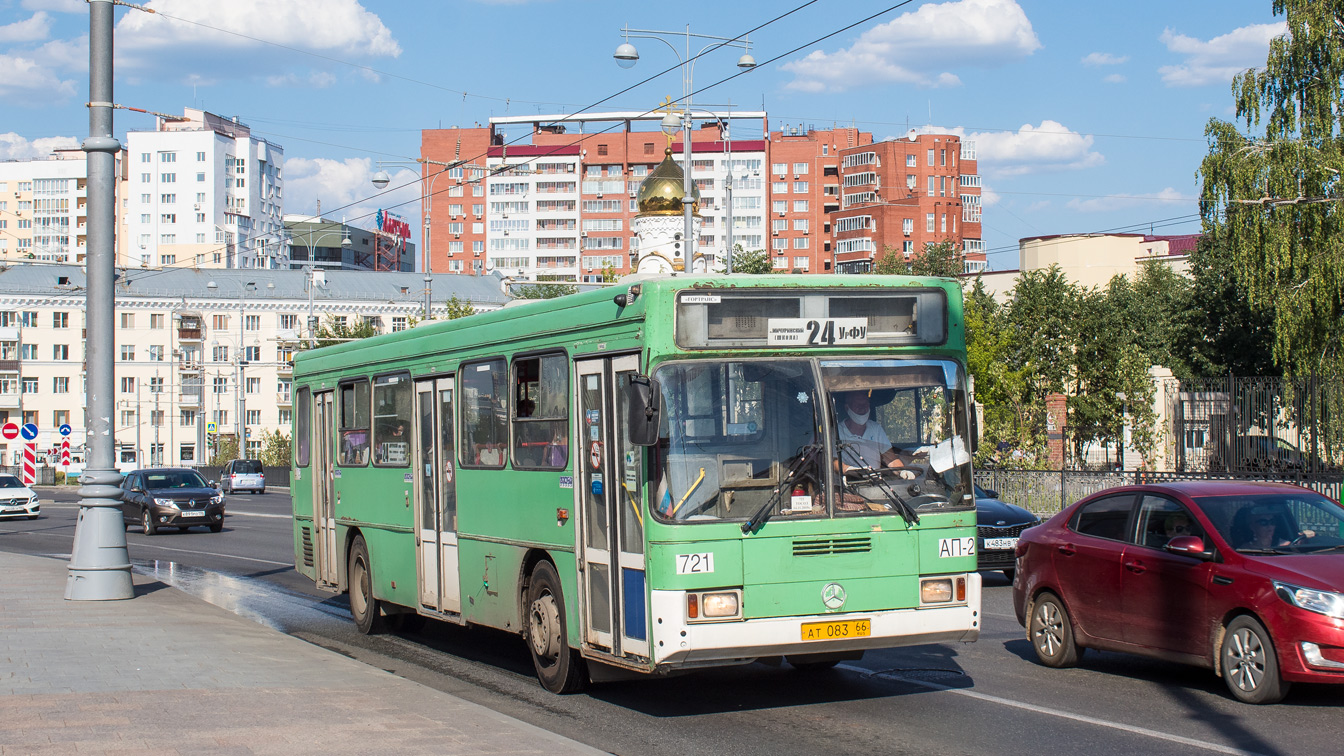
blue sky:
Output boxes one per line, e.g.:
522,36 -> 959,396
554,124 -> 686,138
0,0 -> 1281,270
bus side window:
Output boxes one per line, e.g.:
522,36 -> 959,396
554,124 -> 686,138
461,359 -> 507,469
372,373 -> 412,467
338,379 -> 370,466
512,354 -> 568,469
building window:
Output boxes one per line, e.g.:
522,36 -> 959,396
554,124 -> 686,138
121,377 -> 135,393
22,378 -> 37,394
243,346 -> 261,362
53,312 -> 68,328
53,345 -> 69,360
793,181 -> 808,193
927,149 -> 934,166
180,444 -> 195,462
149,376 -> 164,394
926,213 -> 935,232
793,200 -> 809,212
793,162 -> 809,174
181,409 -> 197,427
213,377 -> 228,394
212,345 -> 228,362
20,344 -> 36,360
246,409 -> 261,425
148,345 -> 165,361
120,345 -> 135,361
161,173 -> 176,183
246,376 -> 261,394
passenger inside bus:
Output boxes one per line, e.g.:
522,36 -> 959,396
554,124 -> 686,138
341,430 -> 369,465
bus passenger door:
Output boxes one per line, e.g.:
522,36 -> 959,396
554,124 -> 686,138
415,377 -> 461,616
575,356 -> 648,661
313,390 -> 339,589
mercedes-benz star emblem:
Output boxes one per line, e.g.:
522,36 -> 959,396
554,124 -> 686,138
821,583 -> 846,610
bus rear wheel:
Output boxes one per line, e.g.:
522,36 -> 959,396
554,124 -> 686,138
349,535 -> 386,634
526,561 -> 586,694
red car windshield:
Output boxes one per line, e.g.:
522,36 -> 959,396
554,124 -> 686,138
1196,492 -> 1344,554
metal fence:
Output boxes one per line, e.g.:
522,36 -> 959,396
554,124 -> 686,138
1170,375 -> 1343,474
976,468 -> 1344,519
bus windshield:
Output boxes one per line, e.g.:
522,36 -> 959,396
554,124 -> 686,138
650,358 -> 973,524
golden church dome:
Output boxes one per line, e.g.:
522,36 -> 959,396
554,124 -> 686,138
637,148 -> 700,216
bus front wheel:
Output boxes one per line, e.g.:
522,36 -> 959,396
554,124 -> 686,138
349,535 -> 386,634
526,561 -> 587,694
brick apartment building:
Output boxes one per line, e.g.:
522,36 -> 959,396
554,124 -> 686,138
422,115 -> 985,281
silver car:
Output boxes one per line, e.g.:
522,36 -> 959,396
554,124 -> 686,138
0,474 -> 39,519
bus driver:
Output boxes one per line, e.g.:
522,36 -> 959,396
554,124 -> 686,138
834,390 -> 917,478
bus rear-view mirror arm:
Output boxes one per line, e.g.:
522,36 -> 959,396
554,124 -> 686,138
627,374 -> 661,447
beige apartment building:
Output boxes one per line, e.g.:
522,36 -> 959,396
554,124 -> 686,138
0,264 -> 509,471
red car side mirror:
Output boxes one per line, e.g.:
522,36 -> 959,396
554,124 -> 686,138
1164,535 -> 1210,558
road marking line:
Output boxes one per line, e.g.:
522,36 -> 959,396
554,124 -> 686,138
838,664 -> 1265,756
131,542 -> 292,567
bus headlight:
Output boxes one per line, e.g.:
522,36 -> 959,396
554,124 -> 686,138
921,576 -> 967,605
687,589 -> 743,622
921,578 -> 953,603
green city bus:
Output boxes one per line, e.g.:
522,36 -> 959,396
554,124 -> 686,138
290,274 -> 981,693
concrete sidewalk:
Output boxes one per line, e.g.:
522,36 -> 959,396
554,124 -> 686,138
0,550 -> 605,755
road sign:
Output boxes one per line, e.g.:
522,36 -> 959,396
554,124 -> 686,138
206,422 -> 217,434
58,424 -> 72,436
1,423 -> 17,440
20,423 -> 38,441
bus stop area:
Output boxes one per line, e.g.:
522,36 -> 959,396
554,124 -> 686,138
0,550 -> 604,755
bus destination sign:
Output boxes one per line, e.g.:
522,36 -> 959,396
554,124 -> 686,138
767,318 -> 868,347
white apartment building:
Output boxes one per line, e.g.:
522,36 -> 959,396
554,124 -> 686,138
124,108 -> 285,271
0,148 -> 129,266
424,113 -> 769,282
0,265 -> 509,471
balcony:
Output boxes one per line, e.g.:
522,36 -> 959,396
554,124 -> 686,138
277,361 -> 293,375
0,394 -> 19,409
180,392 -> 202,408
178,360 -> 203,373
178,327 -> 203,341
0,360 -> 19,372
276,392 -> 292,406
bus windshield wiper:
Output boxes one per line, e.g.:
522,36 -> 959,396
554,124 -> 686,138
839,444 -> 920,526
742,443 -> 820,534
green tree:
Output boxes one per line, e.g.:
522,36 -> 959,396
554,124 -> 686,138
728,245 -> 774,274
210,436 -> 239,467
964,278 -> 1048,466
1003,266 -> 1080,401
1180,236 -> 1277,376
871,245 -> 906,274
259,429 -> 291,468
443,294 -> 476,320
515,283 -> 578,299
908,239 -> 964,277
1198,0 -> 1344,378
302,315 -> 379,350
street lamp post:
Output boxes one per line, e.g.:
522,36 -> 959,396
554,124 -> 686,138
208,279 -> 256,460
294,228 -> 349,346
615,25 -> 755,271
373,159 -> 454,320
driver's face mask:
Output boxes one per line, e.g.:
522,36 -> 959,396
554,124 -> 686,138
847,408 -> 869,426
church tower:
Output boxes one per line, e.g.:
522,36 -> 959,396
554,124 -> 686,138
631,148 -> 718,274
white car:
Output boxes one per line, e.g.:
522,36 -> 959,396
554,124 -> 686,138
0,474 -> 40,519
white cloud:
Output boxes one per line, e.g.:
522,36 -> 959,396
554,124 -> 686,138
1081,52 -> 1128,66
1066,187 -> 1193,213
113,0 -> 400,81
21,0 -> 84,12
0,12 -> 53,43
283,157 -> 422,244
0,53 -> 77,103
265,71 -> 338,89
0,133 -> 80,161
981,187 -> 1001,207
1104,73 -> 1126,84
1158,22 -> 1284,87
783,0 -> 1040,92
938,120 -> 1103,177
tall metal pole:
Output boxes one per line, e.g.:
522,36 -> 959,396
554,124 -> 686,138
236,283 -> 248,460
681,28 -> 695,262
423,166 -> 434,318
724,117 -> 733,275
67,0 -> 133,600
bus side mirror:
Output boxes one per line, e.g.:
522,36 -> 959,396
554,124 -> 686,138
970,408 -> 980,454
626,374 -> 661,447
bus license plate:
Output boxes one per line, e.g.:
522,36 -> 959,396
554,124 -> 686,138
983,537 -> 1018,550
801,618 -> 871,641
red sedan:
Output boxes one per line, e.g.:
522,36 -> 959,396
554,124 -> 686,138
1013,481 -> 1344,704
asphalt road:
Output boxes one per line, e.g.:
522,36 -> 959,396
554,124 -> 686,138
5,488 -> 1342,756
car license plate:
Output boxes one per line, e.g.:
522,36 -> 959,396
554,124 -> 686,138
179,511 -> 205,518
801,618 -> 871,641
983,537 -> 1018,550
